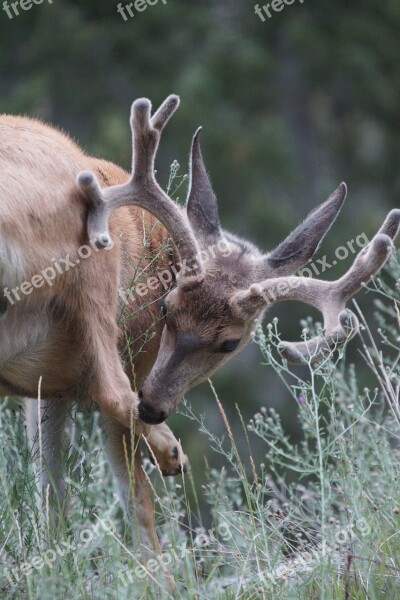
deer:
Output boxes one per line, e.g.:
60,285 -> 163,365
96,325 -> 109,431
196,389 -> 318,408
0,94 -> 399,569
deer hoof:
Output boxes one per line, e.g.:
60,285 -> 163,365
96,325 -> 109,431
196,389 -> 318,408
149,446 -> 190,477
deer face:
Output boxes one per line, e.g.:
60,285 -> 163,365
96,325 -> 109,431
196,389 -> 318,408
137,130 -> 352,425
138,238 -> 264,424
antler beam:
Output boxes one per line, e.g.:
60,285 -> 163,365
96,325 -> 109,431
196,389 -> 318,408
233,209 -> 400,364
77,95 -> 203,278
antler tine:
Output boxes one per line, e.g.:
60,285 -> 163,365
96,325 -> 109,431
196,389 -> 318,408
233,215 -> 399,364
78,172 -> 112,248
151,94 -> 180,131
130,95 -> 178,180
77,96 -> 203,278
377,208 -> 400,239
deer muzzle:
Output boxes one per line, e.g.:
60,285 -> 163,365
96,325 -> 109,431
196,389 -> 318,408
137,385 -> 180,424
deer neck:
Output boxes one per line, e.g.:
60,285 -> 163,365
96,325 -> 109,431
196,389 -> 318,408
116,206 -> 177,388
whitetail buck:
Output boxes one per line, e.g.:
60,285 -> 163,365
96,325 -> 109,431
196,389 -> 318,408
0,94 -> 399,564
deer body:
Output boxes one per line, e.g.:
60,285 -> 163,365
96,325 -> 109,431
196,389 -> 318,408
0,113 -> 187,559
1,95 -> 399,572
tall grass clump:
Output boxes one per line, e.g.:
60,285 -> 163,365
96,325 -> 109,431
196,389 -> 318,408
1,253 -> 400,599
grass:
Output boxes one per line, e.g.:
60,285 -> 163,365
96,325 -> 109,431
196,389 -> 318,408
1,254 -> 400,599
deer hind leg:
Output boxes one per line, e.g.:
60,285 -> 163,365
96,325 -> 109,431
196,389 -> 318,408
23,397 -> 71,519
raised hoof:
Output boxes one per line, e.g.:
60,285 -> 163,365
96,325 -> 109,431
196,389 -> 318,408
149,445 -> 190,477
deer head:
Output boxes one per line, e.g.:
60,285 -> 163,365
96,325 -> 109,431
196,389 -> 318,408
79,96 -> 400,425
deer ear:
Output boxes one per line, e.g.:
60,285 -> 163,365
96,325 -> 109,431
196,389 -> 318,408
186,128 -> 221,241
264,183 -> 347,276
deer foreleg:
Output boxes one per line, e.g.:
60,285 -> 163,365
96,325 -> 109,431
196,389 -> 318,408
100,415 -> 159,547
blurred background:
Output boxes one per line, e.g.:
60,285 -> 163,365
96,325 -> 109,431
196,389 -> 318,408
1,0 -> 399,510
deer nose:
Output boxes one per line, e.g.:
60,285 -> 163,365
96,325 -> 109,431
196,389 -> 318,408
138,399 -> 167,425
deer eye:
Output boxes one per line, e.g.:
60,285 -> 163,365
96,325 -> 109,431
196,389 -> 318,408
159,298 -> 168,318
218,339 -> 241,353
